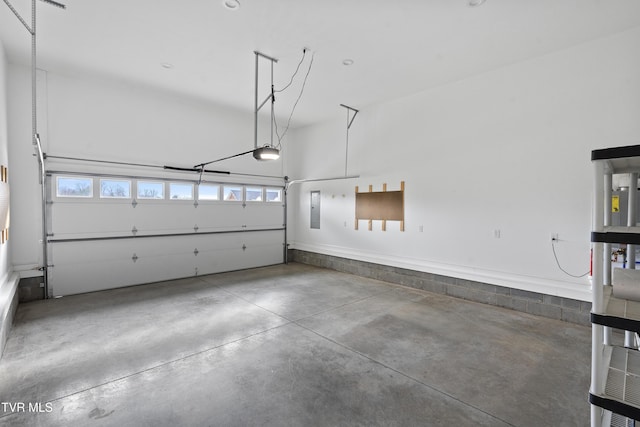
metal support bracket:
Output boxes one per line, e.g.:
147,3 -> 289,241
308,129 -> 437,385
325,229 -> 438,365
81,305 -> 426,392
340,104 -> 359,177
3,0 -> 66,29
340,104 -> 359,130
2,0 -> 34,34
254,51 -> 279,151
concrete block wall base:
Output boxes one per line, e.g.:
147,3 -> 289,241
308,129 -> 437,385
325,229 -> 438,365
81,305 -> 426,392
289,249 -> 591,326
18,277 -> 45,303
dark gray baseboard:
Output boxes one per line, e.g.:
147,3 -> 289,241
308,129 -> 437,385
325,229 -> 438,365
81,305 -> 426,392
18,277 -> 45,302
289,249 -> 591,326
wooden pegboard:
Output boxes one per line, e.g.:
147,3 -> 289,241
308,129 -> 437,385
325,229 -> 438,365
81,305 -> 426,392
355,181 -> 404,231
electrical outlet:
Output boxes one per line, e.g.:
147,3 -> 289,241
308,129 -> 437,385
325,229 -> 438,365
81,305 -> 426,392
551,233 -> 559,242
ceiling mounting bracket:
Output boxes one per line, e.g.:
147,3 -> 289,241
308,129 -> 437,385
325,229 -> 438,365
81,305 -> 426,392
254,51 -> 279,153
340,104 -> 359,177
2,0 -> 65,34
2,0 -> 34,34
340,104 -> 359,130
193,51 -> 281,168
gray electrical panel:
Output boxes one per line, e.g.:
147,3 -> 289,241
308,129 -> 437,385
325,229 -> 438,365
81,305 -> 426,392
310,191 -> 320,229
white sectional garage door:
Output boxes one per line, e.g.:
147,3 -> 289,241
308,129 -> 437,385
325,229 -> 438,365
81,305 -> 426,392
46,171 -> 285,296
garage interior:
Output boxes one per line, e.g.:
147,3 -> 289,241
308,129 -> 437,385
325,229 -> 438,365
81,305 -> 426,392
0,1 -> 639,426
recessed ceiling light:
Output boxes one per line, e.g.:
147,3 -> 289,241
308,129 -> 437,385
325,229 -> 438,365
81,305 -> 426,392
161,62 -> 174,69
223,0 -> 240,10
342,59 -> 354,66
468,0 -> 486,6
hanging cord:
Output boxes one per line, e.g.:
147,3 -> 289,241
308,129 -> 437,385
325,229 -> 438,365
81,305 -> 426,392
274,48 -> 306,93
551,239 -> 590,278
274,51 -> 315,149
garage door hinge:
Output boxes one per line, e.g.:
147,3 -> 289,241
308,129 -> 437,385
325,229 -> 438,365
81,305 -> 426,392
131,199 -> 138,208
242,244 -> 247,251
131,226 -> 138,236
132,253 -> 138,263
194,201 -> 199,208
194,248 -> 199,256
194,225 -> 199,232
47,233 -> 54,237
46,200 -> 54,205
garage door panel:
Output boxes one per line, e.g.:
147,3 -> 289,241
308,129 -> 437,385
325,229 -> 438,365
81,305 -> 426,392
196,247 -> 247,276
193,204 -> 246,230
132,202 -> 198,233
194,231 -> 284,276
52,202 -> 135,237
51,259 -> 135,296
245,205 -> 284,228
51,240 -> 141,295
51,238 -> 195,295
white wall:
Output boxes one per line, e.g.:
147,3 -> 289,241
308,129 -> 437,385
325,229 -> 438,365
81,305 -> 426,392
0,38 -> 19,357
6,65 -> 42,276
287,26 -> 640,302
0,40 -> 11,285
7,66 -> 284,277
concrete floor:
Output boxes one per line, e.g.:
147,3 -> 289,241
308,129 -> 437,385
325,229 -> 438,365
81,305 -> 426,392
0,263 -> 590,426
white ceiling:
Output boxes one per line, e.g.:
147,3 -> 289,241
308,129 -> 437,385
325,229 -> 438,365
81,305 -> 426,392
1,0 -> 640,128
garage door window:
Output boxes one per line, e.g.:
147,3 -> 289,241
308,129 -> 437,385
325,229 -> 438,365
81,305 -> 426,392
170,183 -> 194,200
223,186 -> 243,201
138,181 -> 164,200
100,179 -> 131,199
266,188 -> 281,202
246,187 -> 263,202
198,184 -> 220,201
56,177 -> 93,198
